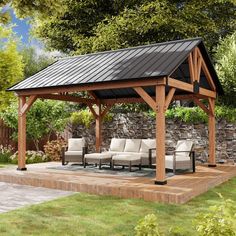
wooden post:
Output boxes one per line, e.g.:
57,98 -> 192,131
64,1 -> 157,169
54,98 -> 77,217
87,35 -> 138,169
155,83 -> 167,185
18,96 -> 27,170
95,103 -> 102,152
208,98 -> 216,167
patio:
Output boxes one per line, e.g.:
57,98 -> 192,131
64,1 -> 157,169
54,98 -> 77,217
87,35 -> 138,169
0,162 -> 235,204
7,38 -> 224,186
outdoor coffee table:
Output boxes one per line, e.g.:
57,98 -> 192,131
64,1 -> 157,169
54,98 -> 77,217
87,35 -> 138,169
112,154 -> 142,172
84,153 -> 112,169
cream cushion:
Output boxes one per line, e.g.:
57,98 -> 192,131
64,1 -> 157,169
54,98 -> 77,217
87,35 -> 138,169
84,153 -> 112,159
112,154 -> 141,161
68,138 -> 85,151
140,139 -> 156,153
176,140 -> 193,157
110,138 -> 126,152
124,139 -> 141,152
65,151 -> 83,156
165,155 -> 191,169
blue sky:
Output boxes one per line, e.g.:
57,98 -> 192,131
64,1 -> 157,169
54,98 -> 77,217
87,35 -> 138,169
10,9 -> 31,44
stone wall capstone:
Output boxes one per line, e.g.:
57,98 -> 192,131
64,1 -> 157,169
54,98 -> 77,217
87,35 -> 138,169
71,113 -> 236,161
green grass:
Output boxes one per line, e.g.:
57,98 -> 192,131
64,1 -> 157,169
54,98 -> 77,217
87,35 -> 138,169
0,178 -> 235,236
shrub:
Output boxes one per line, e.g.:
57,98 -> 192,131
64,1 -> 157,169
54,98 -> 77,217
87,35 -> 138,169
194,194 -> 236,236
44,138 -> 67,161
10,150 -> 50,164
70,109 -> 113,128
135,214 -> 161,236
0,145 -> 14,163
146,106 -> 236,124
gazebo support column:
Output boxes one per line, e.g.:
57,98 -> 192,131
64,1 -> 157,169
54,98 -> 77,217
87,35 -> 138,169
17,96 -> 27,170
208,98 -> 216,167
155,83 -> 167,185
95,103 -> 102,152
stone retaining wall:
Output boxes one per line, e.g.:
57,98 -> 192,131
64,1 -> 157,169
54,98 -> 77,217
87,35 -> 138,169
71,113 -> 236,161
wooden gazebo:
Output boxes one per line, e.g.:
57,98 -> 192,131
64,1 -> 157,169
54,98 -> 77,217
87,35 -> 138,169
8,38 -> 223,185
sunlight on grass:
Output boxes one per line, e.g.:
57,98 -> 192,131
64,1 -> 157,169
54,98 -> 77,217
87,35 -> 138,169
0,178 -> 235,236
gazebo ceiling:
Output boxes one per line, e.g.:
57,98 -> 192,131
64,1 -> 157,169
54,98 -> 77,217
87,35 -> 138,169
8,38 -> 223,98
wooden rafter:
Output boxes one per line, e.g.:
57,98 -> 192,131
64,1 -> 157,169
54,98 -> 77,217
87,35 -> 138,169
101,105 -> 112,119
15,78 -> 161,96
88,104 -> 98,118
133,87 -> 156,111
37,94 -> 95,104
87,91 -> 98,100
188,52 -> 195,83
165,88 -> 176,110
193,98 -> 210,115
196,48 -> 216,91
20,95 -> 37,115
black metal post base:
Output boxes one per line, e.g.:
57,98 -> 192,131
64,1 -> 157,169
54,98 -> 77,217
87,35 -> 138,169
17,167 -> 27,171
208,164 -> 217,167
154,180 -> 167,185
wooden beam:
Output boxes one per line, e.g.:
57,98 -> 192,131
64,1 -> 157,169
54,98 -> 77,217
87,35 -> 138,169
208,97 -> 214,116
88,104 -> 98,118
193,48 -> 198,82
165,88 -> 176,110
37,94 -> 95,104
87,91 -> 98,100
188,53 -> 195,83
134,87 -> 156,111
15,78 -> 161,96
199,87 -> 216,99
197,56 -> 202,82
20,95 -> 37,115
208,98 -> 216,166
101,105 -> 112,119
155,84 -> 167,185
196,48 -> 216,91
101,97 -> 145,105
168,78 -> 193,93
193,98 -> 210,115
18,96 -> 27,170
95,103 -> 102,152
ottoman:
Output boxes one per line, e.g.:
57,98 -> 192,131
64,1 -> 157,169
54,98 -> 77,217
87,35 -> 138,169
84,153 -> 112,169
112,154 -> 142,172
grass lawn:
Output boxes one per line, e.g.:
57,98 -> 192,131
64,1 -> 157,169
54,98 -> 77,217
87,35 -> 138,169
0,177 -> 235,236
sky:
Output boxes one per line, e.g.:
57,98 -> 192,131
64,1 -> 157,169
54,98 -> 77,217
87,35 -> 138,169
10,9 -> 31,45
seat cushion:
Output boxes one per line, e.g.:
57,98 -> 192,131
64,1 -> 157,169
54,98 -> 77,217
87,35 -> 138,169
124,139 -> 141,152
140,139 -> 156,153
113,154 -> 141,161
110,138 -> 126,152
176,140 -> 193,157
65,151 -> 83,156
85,153 -> 112,159
165,155 -> 191,169
68,138 -> 85,151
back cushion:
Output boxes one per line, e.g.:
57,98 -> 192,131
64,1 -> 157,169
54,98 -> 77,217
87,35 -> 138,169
176,140 -> 193,156
68,138 -> 85,151
140,139 -> 156,153
110,138 -> 126,152
124,139 -> 141,152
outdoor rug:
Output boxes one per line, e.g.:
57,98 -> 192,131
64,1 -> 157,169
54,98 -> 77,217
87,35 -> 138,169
48,164 -> 174,178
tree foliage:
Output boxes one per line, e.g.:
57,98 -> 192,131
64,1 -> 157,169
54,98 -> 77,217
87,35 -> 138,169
0,100 -> 70,150
0,24 -> 24,111
20,46 -> 54,78
10,0 -> 235,55
215,31 -> 236,107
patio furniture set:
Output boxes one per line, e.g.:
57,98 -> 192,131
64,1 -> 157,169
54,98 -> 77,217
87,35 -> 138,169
62,138 -> 195,173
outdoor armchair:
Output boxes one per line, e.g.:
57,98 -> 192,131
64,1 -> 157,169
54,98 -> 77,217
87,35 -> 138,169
165,140 -> 195,174
61,138 -> 88,165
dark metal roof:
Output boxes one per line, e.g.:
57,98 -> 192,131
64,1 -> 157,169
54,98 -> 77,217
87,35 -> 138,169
8,38 -> 223,96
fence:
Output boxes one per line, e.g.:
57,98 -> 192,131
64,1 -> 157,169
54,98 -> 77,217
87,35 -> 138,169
0,119 -> 16,148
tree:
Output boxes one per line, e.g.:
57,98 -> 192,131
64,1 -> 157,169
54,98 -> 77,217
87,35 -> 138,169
0,99 -> 70,150
0,24 -> 24,111
9,0 -> 234,55
215,31 -> 236,107
20,46 -> 54,78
